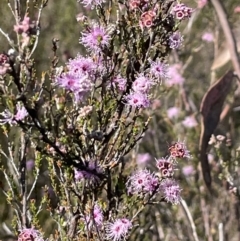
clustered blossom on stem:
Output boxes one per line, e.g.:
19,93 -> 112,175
14,15 -> 35,34
167,107 -> 180,119
13,15 -> 37,48
67,55 -> 97,77
127,169 -> 160,195
149,59 -> 169,81
165,64 -> 185,86
84,203 -> 104,229
168,141 -> 191,159
127,141 -> 191,203
202,32 -> 214,42
156,158 -> 175,178
160,179 -> 181,204
0,103 -> 28,125
108,75 -> 127,92
139,10 -> 156,29
124,91 -> 150,108
55,54 -> 104,101
171,3 -> 194,20
169,32 -> 184,49
105,218 -> 132,241
18,228 -> 44,241
132,75 -> 154,93
80,23 -> 111,53
182,116 -> 198,128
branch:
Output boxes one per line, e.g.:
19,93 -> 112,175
180,198 -> 200,241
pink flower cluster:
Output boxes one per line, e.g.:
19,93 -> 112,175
139,10 -> 156,29
127,141 -> 191,204
168,141 -> 191,159
105,218 -> 132,241
14,15 -> 34,34
124,59 -> 170,108
55,54 -> 103,101
108,75 -> 127,92
82,203 -> 133,241
169,31 -> 184,49
166,64 -> 185,86
156,158 -> 175,178
84,203 -> 104,229
171,3 -> 194,20
80,23 -> 111,53
127,169 -> 160,195
18,228 -> 44,241
13,15 -> 36,48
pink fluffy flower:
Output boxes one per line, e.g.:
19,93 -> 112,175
105,218 -> 132,241
182,165 -> 195,176
132,75 -> 153,93
109,75 -> 127,91
167,107 -> 180,119
18,228 -> 44,241
127,169 -> 160,195
150,60 -> 169,80
81,23 -> 111,52
182,116 -> 198,128
55,72 -> 93,101
160,179 -> 181,204
85,203 -> 104,229
169,31 -> 184,49
124,92 -> 150,108
165,64 -> 185,86
136,153 -> 151,165
202,32 -> 214,42
67,55 -> 97,77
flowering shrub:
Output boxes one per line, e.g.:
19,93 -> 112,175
0,0 -> 240,240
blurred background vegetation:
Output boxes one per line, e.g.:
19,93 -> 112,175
1,0 -> 240,240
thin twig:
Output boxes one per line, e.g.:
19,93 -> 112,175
27,167 -> 40,201
29,0 -> 45,58
14,0 -> 21,50
7,1 -> 16,18
180,198 -> 200,241
0,28 -> 15,49
3,170 -> 14,196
